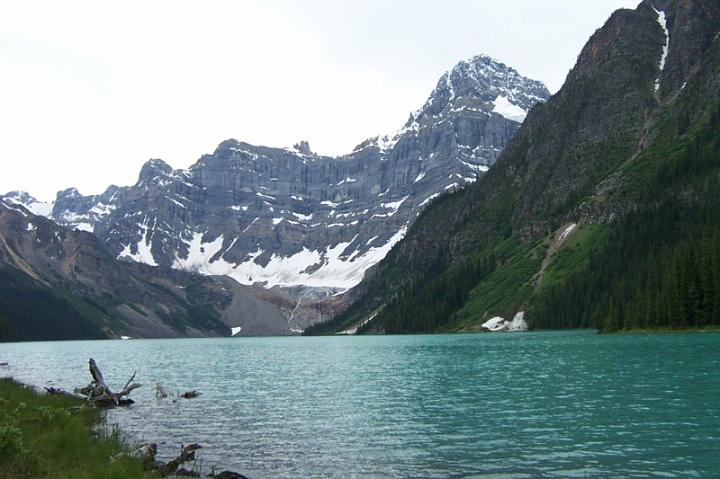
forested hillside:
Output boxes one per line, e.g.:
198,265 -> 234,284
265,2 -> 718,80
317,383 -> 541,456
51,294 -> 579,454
306,0 -> 720,335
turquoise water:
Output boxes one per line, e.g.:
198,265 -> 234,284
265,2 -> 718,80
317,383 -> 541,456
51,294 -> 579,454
1,331 -> 719,478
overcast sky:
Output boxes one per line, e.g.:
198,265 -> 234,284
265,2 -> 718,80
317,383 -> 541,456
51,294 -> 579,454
0,0 -> 639,201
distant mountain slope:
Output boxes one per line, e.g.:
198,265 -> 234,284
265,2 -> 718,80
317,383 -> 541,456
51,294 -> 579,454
307,0 -> 720,335
3,56 -> 548,296
0,200 -> 297,341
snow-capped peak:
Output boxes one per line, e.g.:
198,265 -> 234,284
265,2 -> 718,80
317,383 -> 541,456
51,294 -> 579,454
415,54 -> 550,122
352,54 -> 549,154
1,190 -> 53,218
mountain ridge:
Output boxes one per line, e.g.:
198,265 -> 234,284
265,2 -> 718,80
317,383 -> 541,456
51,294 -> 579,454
3,55 -> 549,297
307,0 -> 720,335
0,197 -> 352,340
1,54 -> 551,338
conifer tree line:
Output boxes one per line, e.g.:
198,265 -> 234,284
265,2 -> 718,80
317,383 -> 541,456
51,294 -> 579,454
360,253 -> 497,334
531,102 -> 720,331
303,251 -> 496,335
531,188 -> 720,332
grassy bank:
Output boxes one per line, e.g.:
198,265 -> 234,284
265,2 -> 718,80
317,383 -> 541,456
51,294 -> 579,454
0,378 -> 154,478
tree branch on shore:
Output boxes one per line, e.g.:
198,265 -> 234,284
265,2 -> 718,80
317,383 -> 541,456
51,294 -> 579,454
73,358 -> 142,406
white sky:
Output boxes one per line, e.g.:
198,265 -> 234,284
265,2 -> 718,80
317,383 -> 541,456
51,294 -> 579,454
0,0 -> 639,201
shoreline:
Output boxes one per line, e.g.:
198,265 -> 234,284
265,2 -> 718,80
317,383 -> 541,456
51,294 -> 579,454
3,325 -> 720,344
0,375 -> 247,478
615,326 -> 720,335
0,377 -> 155,477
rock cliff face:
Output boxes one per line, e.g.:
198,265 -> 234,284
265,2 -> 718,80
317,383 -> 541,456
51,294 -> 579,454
4,55 -> 549,298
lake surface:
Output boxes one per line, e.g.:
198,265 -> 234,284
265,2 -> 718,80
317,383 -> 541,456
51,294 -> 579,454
1,331 -> 719,478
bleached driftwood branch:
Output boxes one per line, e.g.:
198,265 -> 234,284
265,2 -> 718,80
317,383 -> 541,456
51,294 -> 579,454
74,358 -> 142,406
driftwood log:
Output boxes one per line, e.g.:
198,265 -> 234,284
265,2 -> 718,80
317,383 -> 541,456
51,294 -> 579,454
44,386 -> 86,400
115,440 -> 248,477
110,443 -> 158,470
156,382 -> 170,399
159,443 -> 202,477
74,358 -> 142,407
209,470 -> 251,479
155,382 -> 201,400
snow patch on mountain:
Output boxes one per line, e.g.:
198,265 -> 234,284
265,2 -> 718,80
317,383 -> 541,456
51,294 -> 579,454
558,223 -> 577,241
164,225 -> 409,291
74,223 -> 94,233
379,196 -> 408,216
460,160 -> 490,173
2,191 -> 53,218
492,95 -> 528,123
290,212 -> 313,222
653,7 -> 670,92
172,232 -> 225,272
481,312 -> 528,332
481,316 -> 507,331
117,218 -> 158,266
89,202 -> 115,218
420,192 -> 442,208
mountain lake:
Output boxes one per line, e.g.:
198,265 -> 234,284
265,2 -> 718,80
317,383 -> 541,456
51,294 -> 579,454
1,330 -> 719,478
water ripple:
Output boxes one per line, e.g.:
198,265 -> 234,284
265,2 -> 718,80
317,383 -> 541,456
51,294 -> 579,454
1,331 -> 719,478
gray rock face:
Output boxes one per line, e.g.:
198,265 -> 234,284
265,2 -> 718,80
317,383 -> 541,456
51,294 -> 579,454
4,55 -> 549,294
0,198 -> 291,339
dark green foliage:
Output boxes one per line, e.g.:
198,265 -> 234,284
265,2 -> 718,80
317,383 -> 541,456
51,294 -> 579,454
531,193 -> 720,332
364,253 -> 497,334
159,304 -> 228,335
531,102 -> 720,331
0,266 -> 107,342
450,238 -> 546,328
160,311 -> 190,333
0,313 -> 16,341
186,304 -> 228,334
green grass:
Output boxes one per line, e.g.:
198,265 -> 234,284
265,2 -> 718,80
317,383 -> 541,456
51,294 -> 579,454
449,238 -> 545,330
0,378 -> 155,478
538,224 -> 607,292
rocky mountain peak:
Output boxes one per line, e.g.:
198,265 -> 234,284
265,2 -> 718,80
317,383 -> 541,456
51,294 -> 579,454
414,54 -> 550,124
3,190 -> 36,205
292,141 -> 313,155
0,190 -> 53,218
57,187 -> 81,199
138,159 -> 173,183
